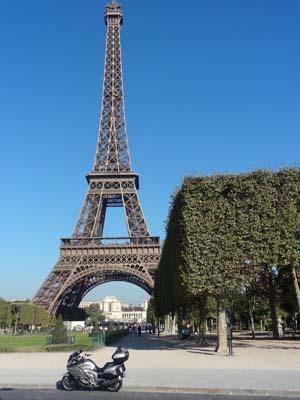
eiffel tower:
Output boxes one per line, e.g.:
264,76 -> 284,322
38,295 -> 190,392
32,0 -> 160,317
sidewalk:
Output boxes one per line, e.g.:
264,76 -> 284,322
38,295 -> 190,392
0,332 -> 299,396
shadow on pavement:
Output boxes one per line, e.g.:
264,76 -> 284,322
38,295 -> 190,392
111,333 -> 217,352
232,341 -> 300,350
110,332 -> 300,353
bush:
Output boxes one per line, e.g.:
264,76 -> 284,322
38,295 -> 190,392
105,329 -> 128,345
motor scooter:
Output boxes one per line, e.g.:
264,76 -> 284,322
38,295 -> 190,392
61,347 -> 129,392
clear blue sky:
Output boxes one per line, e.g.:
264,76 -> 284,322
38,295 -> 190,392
0,0 -> 299,305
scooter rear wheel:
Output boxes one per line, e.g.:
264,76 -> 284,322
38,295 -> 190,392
62,375 -> 75,391
106,379 -> 123,392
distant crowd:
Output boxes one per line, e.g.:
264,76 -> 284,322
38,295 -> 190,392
128,323 -> 158,336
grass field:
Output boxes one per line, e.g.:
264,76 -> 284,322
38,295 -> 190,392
0,332 -> 92,352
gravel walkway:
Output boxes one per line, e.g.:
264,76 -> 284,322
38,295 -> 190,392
0,332 -> 299,394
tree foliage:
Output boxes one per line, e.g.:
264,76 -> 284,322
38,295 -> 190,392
85,303 -> 105,324
154,190 -> 188,317
155,168 -> 300,346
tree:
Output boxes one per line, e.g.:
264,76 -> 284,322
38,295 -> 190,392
10,303 -> 21,334
274,169 -> 300,320
0,298 -> 11,330
146,297 -> 156,324
179,174 -> 260,352
278,266 -> 299,329
230,285 -> 269,337
155,168 -> 300,349
86,303 -> 105,324
0,300 -> 50,331
33,304 -> 50,328
154,190 -> 189,318
244,169 -> 300,337
52,315 -> 68,344
91,321 -> 100,336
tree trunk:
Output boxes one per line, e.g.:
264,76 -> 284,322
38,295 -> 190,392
171,313 -> 176,334
198,297 -> 208,345
293,313 -> 298,331
291,265 -> 300,317
249,311 -> 255,339
215,296 -> 227,353
177,308 -> 183,336
164,314 -> 169,333
269,272 -> 279,339
249,299 -> 256,339
260,319 -> 263,333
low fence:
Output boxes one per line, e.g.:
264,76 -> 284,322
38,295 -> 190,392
46,335 -> 76,345
46,329 -> 128,351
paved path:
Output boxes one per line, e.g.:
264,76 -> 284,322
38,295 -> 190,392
0,333 -> 299,396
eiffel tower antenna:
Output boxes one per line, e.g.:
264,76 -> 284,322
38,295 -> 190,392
32,1 -> 160,317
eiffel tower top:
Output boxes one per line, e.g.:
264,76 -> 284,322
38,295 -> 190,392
91,0 -> 132,176
105,0 -> 123,25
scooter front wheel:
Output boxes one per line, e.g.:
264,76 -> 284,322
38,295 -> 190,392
62,374 -> 75,391
106,379 -> 123,392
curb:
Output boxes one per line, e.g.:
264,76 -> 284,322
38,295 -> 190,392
1,384 -> 300,398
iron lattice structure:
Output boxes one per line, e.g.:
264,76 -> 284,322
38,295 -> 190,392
32,1 -> 160,317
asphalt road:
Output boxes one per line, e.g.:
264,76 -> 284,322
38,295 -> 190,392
0,390 -> 297,400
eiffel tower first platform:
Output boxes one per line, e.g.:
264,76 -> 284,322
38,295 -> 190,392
32,0 -> 160,317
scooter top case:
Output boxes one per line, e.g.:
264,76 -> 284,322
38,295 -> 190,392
112,347 -> 129,365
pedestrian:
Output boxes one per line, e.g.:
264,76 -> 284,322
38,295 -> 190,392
138,325 -> 142,337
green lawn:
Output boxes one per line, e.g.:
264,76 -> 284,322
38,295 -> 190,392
0,332 -> 92,352
0,330 -> 126,352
